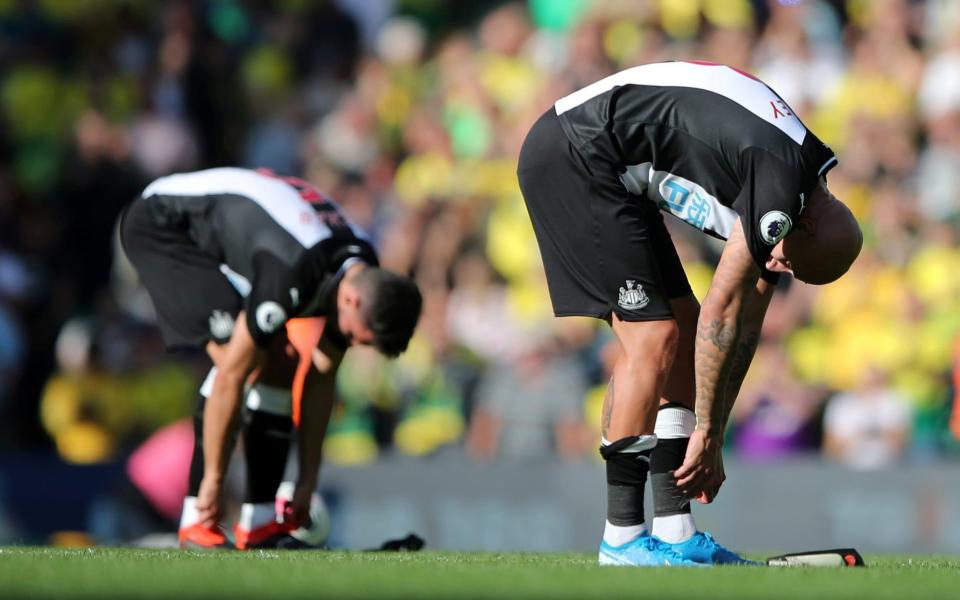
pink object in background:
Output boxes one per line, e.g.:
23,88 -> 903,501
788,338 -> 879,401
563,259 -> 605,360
125,420 -> 193,523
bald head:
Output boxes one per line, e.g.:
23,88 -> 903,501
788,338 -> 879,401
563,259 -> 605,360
767,181 -> 862,285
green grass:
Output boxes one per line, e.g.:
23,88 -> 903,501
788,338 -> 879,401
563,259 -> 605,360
0,547 -> 957,599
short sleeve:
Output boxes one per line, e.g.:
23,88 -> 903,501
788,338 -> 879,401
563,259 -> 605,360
733,149 -> 811,282
245,252 -> 297,348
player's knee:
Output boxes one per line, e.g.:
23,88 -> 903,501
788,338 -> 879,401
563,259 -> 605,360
245,383 -> 292,418
654,319 -> 680,356
619,319 -> 679,367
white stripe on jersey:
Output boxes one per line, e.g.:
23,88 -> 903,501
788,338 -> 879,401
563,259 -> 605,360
620,162 -> 739,239
817,156 -> 838,176
142,167 -> 331,248
555,61 -> 808,145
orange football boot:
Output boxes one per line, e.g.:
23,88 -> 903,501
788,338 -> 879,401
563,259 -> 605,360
234,520 -> 314,550
178,523 -> 233,550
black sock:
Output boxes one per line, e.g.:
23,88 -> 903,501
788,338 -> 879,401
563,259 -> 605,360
600,436 -> 652,526
187,394 -> 205,497
242,408 -> 293,504
187,392 -> 242,498
650,437 -> 691,517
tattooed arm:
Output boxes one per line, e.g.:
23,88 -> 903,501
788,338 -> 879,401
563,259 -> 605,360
720,279 -> 774,425
675,219 -> 769,502
691,219 -> 765,436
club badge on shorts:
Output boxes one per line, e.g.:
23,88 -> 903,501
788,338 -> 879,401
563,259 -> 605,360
618,280 -> 649,310
209,310 -> 235,340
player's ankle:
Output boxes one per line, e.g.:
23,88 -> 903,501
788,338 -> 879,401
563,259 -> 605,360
603,521 -> 646,546
652,513 -> 697,544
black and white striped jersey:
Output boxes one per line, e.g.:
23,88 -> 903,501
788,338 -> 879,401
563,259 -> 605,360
555,60 -> 837,279
140,167 -> 377,346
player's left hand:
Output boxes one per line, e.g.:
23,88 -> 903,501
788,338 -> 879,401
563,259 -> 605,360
674,429 -> 726,503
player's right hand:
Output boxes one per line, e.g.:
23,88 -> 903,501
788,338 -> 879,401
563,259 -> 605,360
674,429 -> 726,503
196,476 -> 223,527
281,482 -> 313,529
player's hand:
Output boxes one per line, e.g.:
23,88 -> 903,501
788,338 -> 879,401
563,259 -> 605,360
674,429 -> 725,504
196,476 -> 223,526
282,481 -> 313,528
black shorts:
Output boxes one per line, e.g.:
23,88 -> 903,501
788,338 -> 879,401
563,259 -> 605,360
517,108 -> 692,322
119,196 -> 242,350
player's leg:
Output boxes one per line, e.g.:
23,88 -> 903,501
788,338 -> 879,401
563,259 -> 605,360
650,290 -> 699,544
231,317 -> 327,549
636,217 -> 699,541
642,221 -> 751,564
120,195 -> 242,549
598,315 -> 684,566
233,335 -> 299,549
651,300 -> 752,564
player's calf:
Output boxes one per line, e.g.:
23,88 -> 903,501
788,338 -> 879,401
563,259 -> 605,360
234,383 -> 295,550
649,404 -> 753,564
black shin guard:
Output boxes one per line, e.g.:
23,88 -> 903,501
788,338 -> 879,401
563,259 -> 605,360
650,437 -> 691,516
242,408 -> 293,504
188,394 -> 205,497
600,436 -> 653,526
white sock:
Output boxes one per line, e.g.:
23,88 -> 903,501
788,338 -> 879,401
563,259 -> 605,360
652,513 -> 697,543
653,406 -> 696,439
603,521 -> 646,547
179,496 -> 200,529
238,502 -> 278,530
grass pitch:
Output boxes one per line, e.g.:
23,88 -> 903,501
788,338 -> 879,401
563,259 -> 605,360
0,547 -> 957,599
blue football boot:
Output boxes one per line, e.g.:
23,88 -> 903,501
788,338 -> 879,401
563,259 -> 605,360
663,531 -> 760,565
598,534 -> 703,566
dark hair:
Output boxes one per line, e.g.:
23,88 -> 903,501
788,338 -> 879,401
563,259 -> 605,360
354,267 -> 423,358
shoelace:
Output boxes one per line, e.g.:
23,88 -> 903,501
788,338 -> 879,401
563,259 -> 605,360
644,536 -> 688,560
695,533 -> 715,547
695,532 -> 741,558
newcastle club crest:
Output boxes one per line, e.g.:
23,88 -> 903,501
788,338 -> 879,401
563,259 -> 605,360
618,280 -> 649,310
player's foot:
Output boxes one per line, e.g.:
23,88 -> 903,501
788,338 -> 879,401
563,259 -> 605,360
664,531 -> 758,565
234,521 -> 322,550
178,523 -> 233,550
598,533 -> 702,566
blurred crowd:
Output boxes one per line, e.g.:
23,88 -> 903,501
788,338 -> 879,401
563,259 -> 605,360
1,0 -> 959,474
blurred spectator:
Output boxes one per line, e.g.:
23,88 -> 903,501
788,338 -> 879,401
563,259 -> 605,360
56,110 -> 146,309
40,316 -> 195,464
823,367 -> 912,470
446,249 -> 529,363
467,345 -> 593,462
950,337 -> 960,443
731,341 -> 824,462
0,249 -> 30,414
